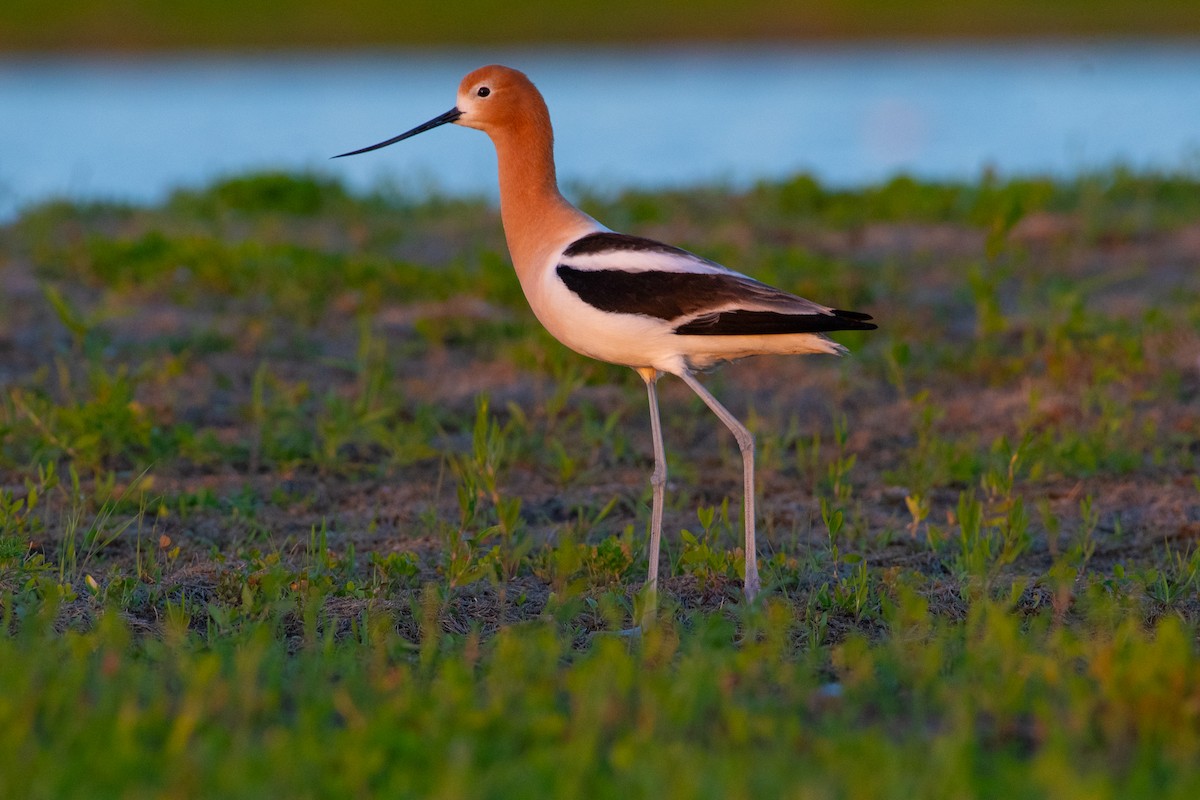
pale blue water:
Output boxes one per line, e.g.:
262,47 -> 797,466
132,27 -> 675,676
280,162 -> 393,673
1,44 -> 1198,218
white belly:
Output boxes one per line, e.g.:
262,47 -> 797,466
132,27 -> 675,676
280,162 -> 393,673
530,268 -> 689,372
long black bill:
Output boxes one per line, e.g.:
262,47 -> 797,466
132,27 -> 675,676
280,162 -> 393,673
332,107 -> 462,158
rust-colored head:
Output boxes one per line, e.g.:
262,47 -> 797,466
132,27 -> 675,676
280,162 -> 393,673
332,64 -> 550,158
453,65 -> 550,139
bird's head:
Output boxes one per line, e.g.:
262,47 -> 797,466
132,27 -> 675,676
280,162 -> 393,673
333,64 -> 548,158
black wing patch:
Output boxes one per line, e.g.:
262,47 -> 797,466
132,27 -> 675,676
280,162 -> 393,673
557,266 -> 758,320
674,309 -> 877,336
557,264 -> 877,335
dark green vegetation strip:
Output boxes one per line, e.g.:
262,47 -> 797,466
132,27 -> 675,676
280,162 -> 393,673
5,0 -> 1200,51
2,169 -> 1199,796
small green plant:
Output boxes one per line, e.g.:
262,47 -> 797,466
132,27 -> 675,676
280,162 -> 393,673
823,414 -> 856,506
1042,494 -> 1103,618
677,502 -> 739,587
944,437 -> 1032,595
0,462 -> 57,541
438,508 -> 490,589
584,531 -> 636,585
821,496 -> 846,569
41,284 -> 107,355
246,362 -> 315,470
815,556 -> 875,621
368,551 -> 420,596
904,492 -> 930,539
1076,493 -> 1100,570
444,396 -> 532,584
1144,546 -> 1200,608
57,467 -> 153,596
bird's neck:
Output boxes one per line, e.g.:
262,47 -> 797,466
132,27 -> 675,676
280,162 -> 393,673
491,123 -> 599,280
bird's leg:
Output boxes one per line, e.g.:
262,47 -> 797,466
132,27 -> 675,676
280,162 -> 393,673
637,367 -> 666,628
677,371 -> 761,601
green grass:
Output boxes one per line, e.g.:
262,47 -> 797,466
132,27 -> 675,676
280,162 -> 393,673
5,0 -> 1200,50
2,168 -> 1200,795
3,591 -> 1200,798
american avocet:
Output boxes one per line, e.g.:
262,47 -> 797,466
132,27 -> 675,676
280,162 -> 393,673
336,65 -> 875,614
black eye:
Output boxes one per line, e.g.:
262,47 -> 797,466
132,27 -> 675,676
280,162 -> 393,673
477,86 -> 491,97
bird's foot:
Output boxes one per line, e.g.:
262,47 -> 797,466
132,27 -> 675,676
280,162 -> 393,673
743,572 -> 762,603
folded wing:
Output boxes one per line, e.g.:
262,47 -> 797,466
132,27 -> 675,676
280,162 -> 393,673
558,232 -> 876,336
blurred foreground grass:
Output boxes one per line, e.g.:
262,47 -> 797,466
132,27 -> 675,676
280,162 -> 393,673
4,592 -> 1200,798
5,0 -> 1200,50
1,169 -> 1199,796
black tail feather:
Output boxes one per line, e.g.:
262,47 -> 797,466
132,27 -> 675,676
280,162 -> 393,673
674,309 -> 878,336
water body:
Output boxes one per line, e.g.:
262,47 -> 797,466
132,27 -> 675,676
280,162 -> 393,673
1,44 -> 1197,217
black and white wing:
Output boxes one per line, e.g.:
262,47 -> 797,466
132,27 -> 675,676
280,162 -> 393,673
556,232 -> 876,336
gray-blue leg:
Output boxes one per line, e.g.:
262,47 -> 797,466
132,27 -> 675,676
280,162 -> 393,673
677,370 -> 761,600
637,368 -> 666,626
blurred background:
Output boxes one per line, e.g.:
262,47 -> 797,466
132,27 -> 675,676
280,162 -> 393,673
2,0 -> 1198,217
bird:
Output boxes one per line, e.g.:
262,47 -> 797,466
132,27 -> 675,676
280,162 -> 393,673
335,64 -> 875,621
